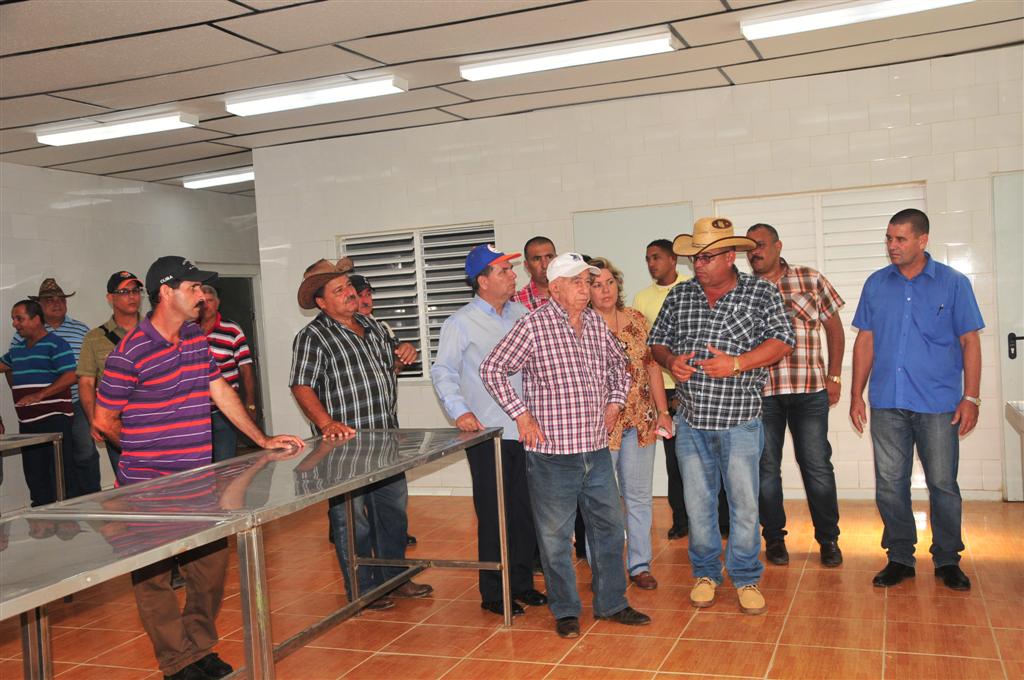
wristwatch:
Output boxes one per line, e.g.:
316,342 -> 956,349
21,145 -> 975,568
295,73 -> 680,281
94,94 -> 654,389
963,395 -> 981,407
732,356 -> 742,376
827,375 -> 841,385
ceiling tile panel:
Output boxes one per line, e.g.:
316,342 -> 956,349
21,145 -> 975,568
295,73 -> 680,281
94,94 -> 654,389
0,0 -> 249,56
351,61 -> 464,90
724,20 -> 1024,84
754,0 -> 1024,58
52,142 -> 245,175
201,88 -> 467,135
236,0 -> 318,10
0,95 -> 111,130
226,110 -> 460,148
342,1 -> 725,64
0,26 -> 273,98
0,128 -> 230,167
60,46 -> 378,110
672,9 -> 748,46
215,0 -> 562,52
443,70 -> 729,119
113,151 -> 254,183
445,41 -> 756,100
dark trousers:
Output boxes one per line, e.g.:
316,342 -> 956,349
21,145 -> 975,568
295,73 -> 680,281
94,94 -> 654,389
467,438 -> 537,601
664,387 -> 728,531
19,415 -> 73,506
132,539 -> 228,676
69,401 -> 101,494
759,391 -> 840,544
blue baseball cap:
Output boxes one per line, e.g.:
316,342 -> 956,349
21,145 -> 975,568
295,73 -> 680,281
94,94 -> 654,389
465,244 -> 521,280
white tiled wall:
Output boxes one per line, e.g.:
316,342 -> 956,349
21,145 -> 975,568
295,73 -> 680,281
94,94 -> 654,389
0,162 -> 258,511
254,46 -> 1023,500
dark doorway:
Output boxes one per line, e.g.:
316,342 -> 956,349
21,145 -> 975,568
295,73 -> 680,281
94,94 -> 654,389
215,276 -> 264,445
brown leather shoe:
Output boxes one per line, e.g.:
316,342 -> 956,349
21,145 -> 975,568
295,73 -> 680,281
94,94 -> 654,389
629,571 -> 658,590
364,596 -> 395,611
392,581 -> 433,598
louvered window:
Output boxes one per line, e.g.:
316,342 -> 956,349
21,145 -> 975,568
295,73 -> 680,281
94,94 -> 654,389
338,222 -> 495,379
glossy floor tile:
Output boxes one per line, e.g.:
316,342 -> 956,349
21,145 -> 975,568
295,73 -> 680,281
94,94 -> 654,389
1,498 -> 1021,679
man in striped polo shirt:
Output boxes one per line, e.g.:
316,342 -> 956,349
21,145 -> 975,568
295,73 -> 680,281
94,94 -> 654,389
93,256 -> 303,680
199,284 -> 257,462
0,299 -> 77,506
10,278 -> 100,496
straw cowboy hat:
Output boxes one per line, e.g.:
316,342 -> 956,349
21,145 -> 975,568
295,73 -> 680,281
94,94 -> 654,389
29,278 -> 75,300
673,217 -> 756,256
297,257 -> 354,309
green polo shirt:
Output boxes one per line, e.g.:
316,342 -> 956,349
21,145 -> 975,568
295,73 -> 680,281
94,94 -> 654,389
77,316 -> 136,380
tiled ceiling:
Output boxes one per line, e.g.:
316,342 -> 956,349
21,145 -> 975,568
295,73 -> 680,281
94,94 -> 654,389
0,0 -> 1020,195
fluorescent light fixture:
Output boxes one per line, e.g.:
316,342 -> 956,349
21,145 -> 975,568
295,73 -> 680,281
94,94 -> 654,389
183,167 -> 255,190
459,28 -> 680,82
225,75 -> 407,116
36,112 -> 197,146
740,0 -> 975,40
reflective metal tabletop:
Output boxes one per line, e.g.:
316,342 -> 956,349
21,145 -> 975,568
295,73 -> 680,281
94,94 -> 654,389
0,433 -> 62,454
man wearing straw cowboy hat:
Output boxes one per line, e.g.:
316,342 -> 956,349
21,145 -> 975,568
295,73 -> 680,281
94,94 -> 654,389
289,258 -> 431,612
649,217 -> 795,616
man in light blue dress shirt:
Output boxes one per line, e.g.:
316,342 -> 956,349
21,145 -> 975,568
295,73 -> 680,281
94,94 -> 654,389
431,244 -> 547,617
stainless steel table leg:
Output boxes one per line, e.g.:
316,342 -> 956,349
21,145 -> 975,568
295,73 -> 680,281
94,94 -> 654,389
237,527 -> 274,680
344,492 -> 360,607
52,437 -> 65,502
494,435 -> 512,627
20,606 -> 52,680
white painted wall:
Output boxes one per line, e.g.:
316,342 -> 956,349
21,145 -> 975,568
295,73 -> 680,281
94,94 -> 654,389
254,46 -> 1022,499
0,162 -> 258,511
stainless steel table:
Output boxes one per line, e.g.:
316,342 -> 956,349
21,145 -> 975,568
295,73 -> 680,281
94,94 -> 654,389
0,433 -> 66,505
8,427 -> 505,679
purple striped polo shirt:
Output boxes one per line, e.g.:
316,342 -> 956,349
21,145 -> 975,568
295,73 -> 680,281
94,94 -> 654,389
97,316 -> 220,485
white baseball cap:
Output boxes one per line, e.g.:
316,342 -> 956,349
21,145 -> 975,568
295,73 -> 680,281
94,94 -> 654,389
546,252 -> 599,282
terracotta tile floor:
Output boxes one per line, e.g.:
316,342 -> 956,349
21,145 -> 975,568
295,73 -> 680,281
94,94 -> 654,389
2,498 -> 1021,679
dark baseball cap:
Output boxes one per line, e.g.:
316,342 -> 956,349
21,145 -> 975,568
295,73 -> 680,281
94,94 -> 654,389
106,271 -> 142,294
145,256 -> 217,293
348,274 -> 373,293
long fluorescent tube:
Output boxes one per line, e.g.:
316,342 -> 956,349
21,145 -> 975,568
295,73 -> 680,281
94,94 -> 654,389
225,75 -> 407,117
36,112 -> 197,146
460,29 -> 680,82
183,167 -> 255,190
741,0 -> 975,40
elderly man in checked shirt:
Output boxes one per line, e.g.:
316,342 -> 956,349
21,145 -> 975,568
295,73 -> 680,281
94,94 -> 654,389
481,251 -> 651,639
649,218 -> 795,617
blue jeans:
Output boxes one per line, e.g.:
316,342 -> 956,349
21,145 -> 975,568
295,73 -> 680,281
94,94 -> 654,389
676,417 -> 764,587
870,409 -> 963,568
526,449 -> 628,620
759,391 -> 840,544
611,429 -> 656,576
326,473 -> 409,599
70,401 -> 101,495
210,411 -> 239,463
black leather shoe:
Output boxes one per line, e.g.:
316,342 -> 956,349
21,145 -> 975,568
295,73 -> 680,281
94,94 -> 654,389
165,663 -> 214,680
935,565 -> 971,591
556,617 -> 580,638
872,561 -> 915,587
765,539 -> 789,565
406,534 -> 417,546
513,589 -> 548,606
481,600 -> 525,617
392,581 -> 433,598
667,524 -> 688,540
193,653 -> 232,679
820,541 -> 843,568
597,606 -> 651,626
364,596 -> 395,611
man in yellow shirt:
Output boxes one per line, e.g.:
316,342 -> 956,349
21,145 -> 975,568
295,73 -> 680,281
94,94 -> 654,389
633,239 -> 729,540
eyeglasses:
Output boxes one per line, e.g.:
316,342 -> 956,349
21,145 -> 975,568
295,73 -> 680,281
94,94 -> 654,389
690,250 -> 731,265
112,287 -> 144,297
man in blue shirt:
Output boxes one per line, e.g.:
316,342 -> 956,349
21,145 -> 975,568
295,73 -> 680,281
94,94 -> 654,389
850,208 -> 983,592
430,244 -> 547,617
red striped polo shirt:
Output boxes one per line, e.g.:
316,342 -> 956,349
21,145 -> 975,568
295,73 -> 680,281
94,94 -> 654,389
97,315 -> 220,485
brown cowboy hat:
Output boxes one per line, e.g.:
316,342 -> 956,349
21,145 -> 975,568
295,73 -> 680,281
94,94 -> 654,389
673,217 -> 756,256
29,278 -> 75,300
297,257 -> 354,310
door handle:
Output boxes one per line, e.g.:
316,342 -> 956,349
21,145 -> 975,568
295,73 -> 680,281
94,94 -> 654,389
1010,332 -> 1021,360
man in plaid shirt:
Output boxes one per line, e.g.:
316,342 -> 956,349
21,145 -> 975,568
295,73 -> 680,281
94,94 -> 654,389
512,236 -> 556,310
481,252 -> 651,639
747,224 -> 846,569
649,217 -> 795,616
